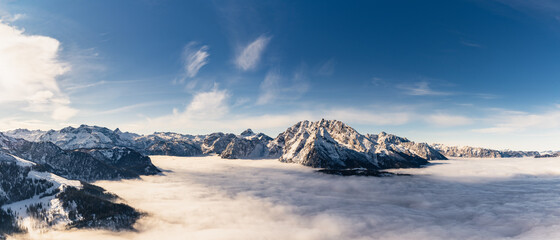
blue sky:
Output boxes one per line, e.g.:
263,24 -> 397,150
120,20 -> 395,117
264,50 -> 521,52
0,0 -> 559,150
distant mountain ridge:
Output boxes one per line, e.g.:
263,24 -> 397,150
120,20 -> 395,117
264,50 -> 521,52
3,120 -> 549,172
431,143 -> 540,158
4,121 -> 448,169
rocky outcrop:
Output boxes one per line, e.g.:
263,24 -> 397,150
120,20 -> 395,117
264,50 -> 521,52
134,132 -> 203,157
221,131 -> 274,159
201,133 -> 237,155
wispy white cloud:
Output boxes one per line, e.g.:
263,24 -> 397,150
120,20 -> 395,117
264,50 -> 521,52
63,80 -> 107,91
123,101 -> 413,136
399,81 -> 452,96
460,40 -> 482,48
494,0 -> 560,17
325,108 -> 411,126
94,101 -> 177,116
257,70 -> 309,105
51,106 -> 79,121
183,42 -> 209,78
257,72 -> 281,105
0,13 -> 24,23
122,87 -> 230,134
426,113 -> 474,127
0,117 -> 52,131
0,20 -> 77,120
316,58 -> 336,76
235,35 -> 271,71
473,106 -> 560,134
185,87 -> 229,120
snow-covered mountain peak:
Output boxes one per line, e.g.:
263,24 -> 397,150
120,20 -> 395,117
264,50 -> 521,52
375,131 -> 409,145
240,129 -> 255,137
274,119 -> 447,169
284,119 -> 376,153
28,125 -> 137,150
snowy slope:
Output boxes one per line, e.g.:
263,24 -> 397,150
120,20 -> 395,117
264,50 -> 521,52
0,154 -> 141,237
37,125 -> 138,150
3,129 -> 45,142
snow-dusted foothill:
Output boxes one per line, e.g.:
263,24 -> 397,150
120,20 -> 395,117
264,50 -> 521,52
0,154 -> 141,238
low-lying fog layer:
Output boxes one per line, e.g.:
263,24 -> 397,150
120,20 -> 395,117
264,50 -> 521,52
10,156 -> 560,240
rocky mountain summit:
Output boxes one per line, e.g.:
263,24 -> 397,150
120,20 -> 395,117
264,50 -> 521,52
7,125 -> 138,150
134,132 -> 204,156
221,130 -> 274,159
272,119 -> 446,169
431,144 -> 540,158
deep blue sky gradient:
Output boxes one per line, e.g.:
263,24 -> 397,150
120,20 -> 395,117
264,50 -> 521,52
2,0 -> 560,150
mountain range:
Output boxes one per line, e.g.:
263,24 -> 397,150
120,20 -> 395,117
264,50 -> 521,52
0,119 -> 549,237
4,120 -> 450,169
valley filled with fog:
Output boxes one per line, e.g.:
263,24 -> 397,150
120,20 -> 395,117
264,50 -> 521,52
11,156 -> 560,240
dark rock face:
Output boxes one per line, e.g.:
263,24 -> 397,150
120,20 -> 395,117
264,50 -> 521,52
8,141 -> 130,181
240,129 -> 255,137
57,183 -> 142,231
133,132 -> 204,157
0,162 -> 53,206
534,152 -> 559,158
0,208 -> 23,237
142,140 -> 203,156
303,137 -> 378,169
0,162 -> 50,238
317,169 -> 410,177
221,133 -> 274,159
75,147 -> 160,176
202,133 -> 237,155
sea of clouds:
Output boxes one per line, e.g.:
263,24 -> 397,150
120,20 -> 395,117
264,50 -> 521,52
10,156 -> 560,240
